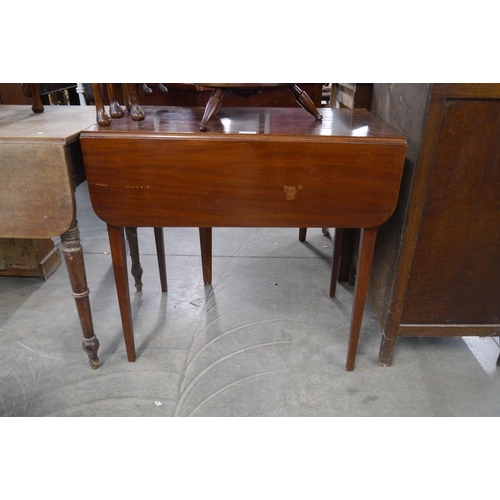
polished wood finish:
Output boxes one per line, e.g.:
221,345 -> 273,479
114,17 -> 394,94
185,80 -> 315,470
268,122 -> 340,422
0,105 -> 100,369
91,84 -> 323,128
197,84 -> 322,131
81,106 -> 406,370
367,84 -> 500,366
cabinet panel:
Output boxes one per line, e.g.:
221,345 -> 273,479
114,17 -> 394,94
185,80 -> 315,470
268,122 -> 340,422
402,99 -> 500,324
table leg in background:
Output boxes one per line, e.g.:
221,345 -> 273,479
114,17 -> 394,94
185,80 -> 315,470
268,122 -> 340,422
154,227 -> 167,292
125,227 -> 143,292
330,228 -> 344,298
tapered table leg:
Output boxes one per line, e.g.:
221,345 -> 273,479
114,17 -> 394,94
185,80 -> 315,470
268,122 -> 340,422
330,228 -> 344,298
125,227 -> 143,291
60,220 -> 100,369
154,227 -> 167,292
108,224 -> 136,362
199,227 -> 212,285
346,227 -> 377,371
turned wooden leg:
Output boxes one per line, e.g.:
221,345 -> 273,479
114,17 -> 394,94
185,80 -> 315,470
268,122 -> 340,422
108,224 -> 136,362
125,227 -> 143,291
158,83 -> 169,95
330,228 -> 344,298
379,334 -> 398,367
298,228 -> 307,242
346,227 -> 377,371
154,227 -> 167,292
199,228 -> 212,285
141,83 -> 153,95
92,83 -> 111,126
107,83 -> 124,118
199,88 -> 225,131
289,84 -> 322,121
60,220 -> 100,369
29,83 -> 44,113
123,83 -> 145,121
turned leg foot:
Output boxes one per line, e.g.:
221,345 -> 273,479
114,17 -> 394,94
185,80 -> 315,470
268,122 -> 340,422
93,83 -> 111,126
123,83 -> 145,121
82,336 -> 100,370
61,220 -> 100,369
107,83 -> 125,118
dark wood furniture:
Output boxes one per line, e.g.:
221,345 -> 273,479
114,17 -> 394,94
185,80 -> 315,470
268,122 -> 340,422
90,83 -> 323,127
0,105 -> 100,369
194,84 -> 322,131
367,84 -> 500,366
80,106 -> 406,371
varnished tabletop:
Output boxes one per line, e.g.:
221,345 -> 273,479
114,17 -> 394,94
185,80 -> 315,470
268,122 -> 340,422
82,106 -> 406,144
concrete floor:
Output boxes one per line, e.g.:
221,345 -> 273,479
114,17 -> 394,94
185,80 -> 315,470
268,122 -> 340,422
1,181 -> 499,417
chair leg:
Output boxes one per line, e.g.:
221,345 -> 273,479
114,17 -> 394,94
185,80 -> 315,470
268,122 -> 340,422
92,83 -> 111,126
298,228 -> 307,242
289,84 -> 322,121
30,83 -> 44,113
346,227 -> 377,371
154,227 -> 167,292
199,227 -> 212,285
123,83 -> 145,121
199,88 -> 225,131
107,83 -> 124,118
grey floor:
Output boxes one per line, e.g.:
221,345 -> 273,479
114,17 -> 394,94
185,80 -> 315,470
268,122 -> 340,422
1,181 -> 499,417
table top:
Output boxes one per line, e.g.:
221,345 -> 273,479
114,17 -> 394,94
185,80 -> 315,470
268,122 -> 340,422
82,106 -> 406,144
0,105 -> 97,239
81,106 -> 407,230
0,105 -> 97,144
